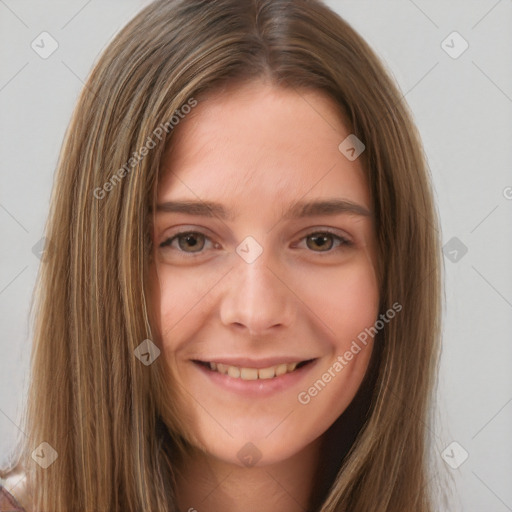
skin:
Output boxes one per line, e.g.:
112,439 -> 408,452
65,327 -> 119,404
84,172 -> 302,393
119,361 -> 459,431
149,79 -> 380,511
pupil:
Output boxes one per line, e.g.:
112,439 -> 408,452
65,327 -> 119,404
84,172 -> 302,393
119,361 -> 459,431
179,233 -> 204,252
310,234 -> 332,251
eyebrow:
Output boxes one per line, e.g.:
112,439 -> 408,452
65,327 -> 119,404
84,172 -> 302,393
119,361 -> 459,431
155,198 -> 372,220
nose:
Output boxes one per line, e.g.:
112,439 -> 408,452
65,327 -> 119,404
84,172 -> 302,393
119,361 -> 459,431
219,248 -> 296,336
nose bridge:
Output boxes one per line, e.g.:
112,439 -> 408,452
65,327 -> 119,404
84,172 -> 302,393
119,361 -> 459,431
219,241 -> 294,334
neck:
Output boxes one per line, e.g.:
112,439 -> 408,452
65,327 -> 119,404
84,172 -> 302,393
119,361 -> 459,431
164,364 -> 377,511
174,437 -> 323,512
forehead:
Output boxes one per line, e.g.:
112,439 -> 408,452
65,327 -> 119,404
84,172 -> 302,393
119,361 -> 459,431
157,80 -> 370,214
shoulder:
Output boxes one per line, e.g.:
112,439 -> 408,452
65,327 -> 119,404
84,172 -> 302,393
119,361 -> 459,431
0,487 -> 26,512
0,469 -> 30,512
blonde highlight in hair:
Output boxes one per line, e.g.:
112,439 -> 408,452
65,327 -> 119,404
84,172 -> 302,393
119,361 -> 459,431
1,0 -> 444,510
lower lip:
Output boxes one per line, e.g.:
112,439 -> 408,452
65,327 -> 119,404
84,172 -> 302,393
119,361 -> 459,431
192,359 -> 319,397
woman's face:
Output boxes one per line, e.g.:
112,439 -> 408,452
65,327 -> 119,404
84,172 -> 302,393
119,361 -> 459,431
149,80 -> 379,466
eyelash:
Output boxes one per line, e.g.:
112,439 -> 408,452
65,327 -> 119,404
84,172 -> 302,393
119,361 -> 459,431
159,229 -> 353,257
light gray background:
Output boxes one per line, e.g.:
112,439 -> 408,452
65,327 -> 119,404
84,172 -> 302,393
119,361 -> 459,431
1,1 -> 511,510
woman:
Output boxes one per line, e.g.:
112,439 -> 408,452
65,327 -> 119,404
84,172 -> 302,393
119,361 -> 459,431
0,0 -> 444,510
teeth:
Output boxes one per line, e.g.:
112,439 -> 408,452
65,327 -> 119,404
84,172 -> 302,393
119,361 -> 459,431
228,365 -> 240,378
258,367 -> 275,380
208,361 -> 303,380
240,368 -> 258,380
216,363 -> 227,374
275,363 -> 288,376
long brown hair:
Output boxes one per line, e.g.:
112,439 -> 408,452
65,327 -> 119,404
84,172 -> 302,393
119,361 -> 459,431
1,0 -> 444,510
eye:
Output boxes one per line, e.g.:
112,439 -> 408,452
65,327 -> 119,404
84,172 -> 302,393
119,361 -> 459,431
159,231 -> 215,254
298,230 -> 352,253
158,229 -> 352,258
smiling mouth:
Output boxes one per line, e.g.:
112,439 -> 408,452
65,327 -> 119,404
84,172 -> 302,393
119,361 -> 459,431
193,359 -> 316,380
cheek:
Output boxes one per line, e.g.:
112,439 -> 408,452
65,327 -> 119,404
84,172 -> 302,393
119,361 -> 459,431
148,254 -> 380,460
290,258 -> 379,405
295,258 -> 380,345
291,264 -> 379,436
149,263 -> 225,350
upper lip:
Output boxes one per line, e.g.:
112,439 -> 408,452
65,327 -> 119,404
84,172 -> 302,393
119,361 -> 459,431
192,357 -> 316,369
